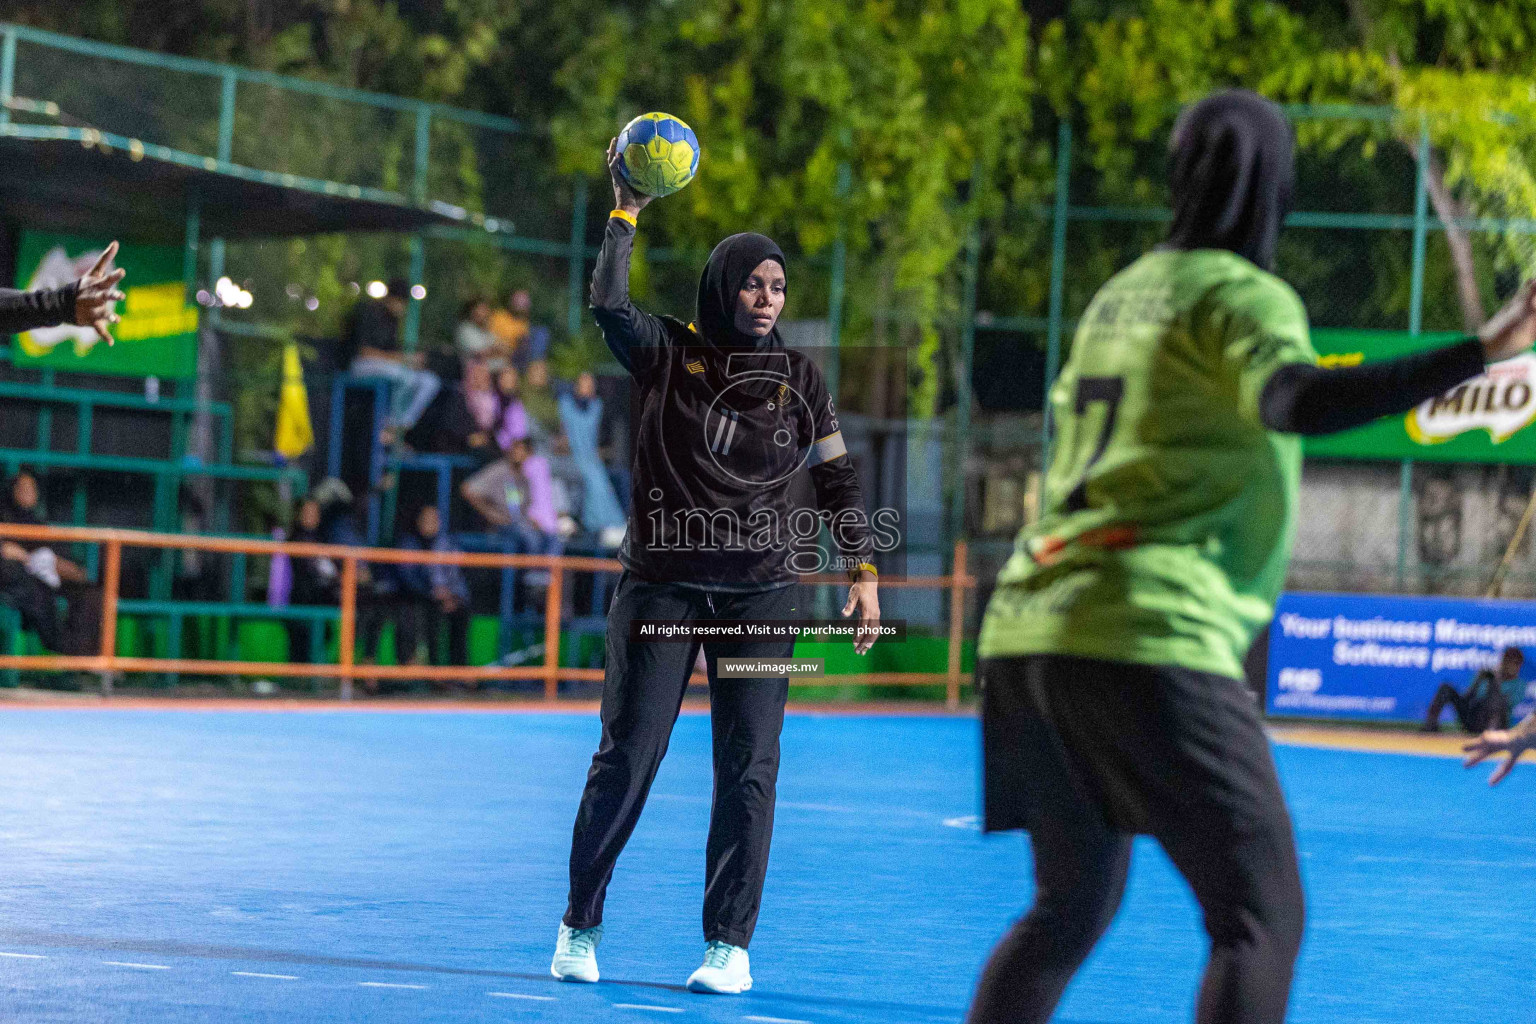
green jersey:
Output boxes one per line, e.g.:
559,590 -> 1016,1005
979,248 -> 1318,679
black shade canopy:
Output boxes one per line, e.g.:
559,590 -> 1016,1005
0,134 -> 464,242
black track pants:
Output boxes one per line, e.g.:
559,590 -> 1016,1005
564,572 -> 798,948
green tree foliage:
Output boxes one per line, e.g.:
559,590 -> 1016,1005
8,0 -> 1536,416
546,0 -> 1034,416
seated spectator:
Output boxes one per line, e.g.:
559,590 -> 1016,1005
395,505 -> 471,681
341,277 -> 441,447
493,366 -> 531,451
280,497 -> 340,667
0,471 -> 100,656
300,481 -> 393,692
558,371 -> 627,548
355,551 -> 402,697
520,358 -> 562,443
460,438 -> 563,589
1422,646 -> 1522,734
487,288 -> 532,363
421,359 -> 501,462
455,298 -> 512,369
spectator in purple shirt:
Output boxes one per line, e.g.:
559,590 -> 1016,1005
493,365 -> 531,451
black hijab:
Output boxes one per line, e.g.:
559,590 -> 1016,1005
1167,90 -> 1294,271
695,232 -> 786,351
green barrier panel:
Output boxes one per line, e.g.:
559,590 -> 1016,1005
115,615 -> 141,657
235,620 -> 288,664
468,614 -> 499,666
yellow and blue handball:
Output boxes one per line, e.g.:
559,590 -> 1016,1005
617,112 -> 700,197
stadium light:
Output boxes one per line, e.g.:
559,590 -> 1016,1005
366,280 -> 388,299
410,284 -> 427,300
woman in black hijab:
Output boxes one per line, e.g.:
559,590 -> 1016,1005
965,90 -> 1536,1024
1165,89 -> 1292,271
549,138 -> 882,994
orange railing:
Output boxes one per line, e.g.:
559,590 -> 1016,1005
0,524 -> 978,705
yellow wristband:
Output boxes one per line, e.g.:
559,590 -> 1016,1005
609,208 -> 638,227
849,562 -> 878,581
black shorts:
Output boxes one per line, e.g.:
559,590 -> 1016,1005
981,653 -> 1284,836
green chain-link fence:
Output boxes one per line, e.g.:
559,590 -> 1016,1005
5,22 -> 1536,601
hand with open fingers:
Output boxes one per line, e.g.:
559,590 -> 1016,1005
1463,718 -> 1536,786
607,138 -> 654,218
74,240 -> 125,346
841,579 -> 881,655
1478,278 -> 1536,364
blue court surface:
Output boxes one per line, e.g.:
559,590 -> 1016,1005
1,708 -> 1533,1023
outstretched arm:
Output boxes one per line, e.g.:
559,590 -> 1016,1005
1464,712 -> 1536,786
590,140 -> 669,375
0,241 -> 124,342
1260,280 -> 1536,436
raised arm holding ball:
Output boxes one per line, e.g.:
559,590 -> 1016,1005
551,119 -> 879,995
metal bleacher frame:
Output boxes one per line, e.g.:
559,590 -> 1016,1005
0,357 -> 306,682
320,404 -> 614,667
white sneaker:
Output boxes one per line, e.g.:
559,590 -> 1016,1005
551,922 -> 602,983
686,940 -> 752,994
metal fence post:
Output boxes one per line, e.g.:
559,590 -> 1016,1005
217,70 -> 236,164
1397,460 -> 1413,591
825,159 -> 852,399
1,28 -> 17,130
946,539 -> 968,709
403,104 -> 432,353
182,197 -> 200,303
338,556 -> 357,700
1398,119 -> 1430,590
100,538 -> 121,694
951,213 -> 981,542
543,559 -> 564,701
1043,118 -> 1073,460
566,175 -> 589,344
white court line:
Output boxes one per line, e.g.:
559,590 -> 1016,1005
746,1016 -> 813,1024
0,952 -> 47,959
1353,854 -> 1536,870
103,961 -> 171,970
232,971 -> 300,980
488,991 -> 558,1001
613,1005 -> 685,1013
358,981 -> 428,990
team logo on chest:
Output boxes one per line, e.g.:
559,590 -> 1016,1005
700,352 -> 811,486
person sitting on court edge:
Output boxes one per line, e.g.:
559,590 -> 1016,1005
0,470 -> 103,656
1423,646 -> 1522,734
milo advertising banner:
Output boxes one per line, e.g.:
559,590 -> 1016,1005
12,231 -> 199,378
1304,328 -> 1536,463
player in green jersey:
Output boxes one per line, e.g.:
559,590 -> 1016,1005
967,91 -> 1536,1024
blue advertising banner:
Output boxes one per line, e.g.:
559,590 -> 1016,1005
1267,591 -> 1536,722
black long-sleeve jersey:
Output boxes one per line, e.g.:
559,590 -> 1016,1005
592,215 -> 874,590
0,283 -> 78,336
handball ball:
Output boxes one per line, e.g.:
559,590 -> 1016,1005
617,113 -> 700,197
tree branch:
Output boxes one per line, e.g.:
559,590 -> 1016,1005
1423,148 -> 1487,333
